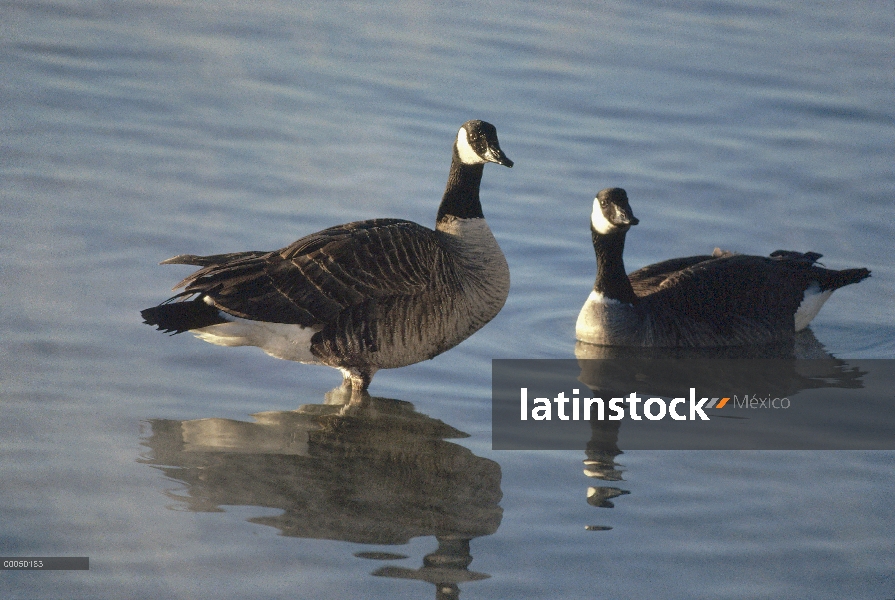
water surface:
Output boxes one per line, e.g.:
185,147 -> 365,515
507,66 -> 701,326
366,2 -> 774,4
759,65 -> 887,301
1,1 -> 893,598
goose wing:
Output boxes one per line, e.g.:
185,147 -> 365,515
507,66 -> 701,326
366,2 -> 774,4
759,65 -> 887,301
628,255 -> 716,295
639,253 -> 810,330
166,218 -> 450,327
160,251 -> 269,267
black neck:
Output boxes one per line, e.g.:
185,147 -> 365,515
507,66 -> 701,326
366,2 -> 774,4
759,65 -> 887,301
436,148 -> 485,223
592,227 -> 638,304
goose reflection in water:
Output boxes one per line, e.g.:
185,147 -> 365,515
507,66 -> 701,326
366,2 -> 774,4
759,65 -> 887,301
574,329 -> 866,530
140,391 -> 502,599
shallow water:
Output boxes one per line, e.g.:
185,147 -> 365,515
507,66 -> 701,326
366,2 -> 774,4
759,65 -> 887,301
2,1 -> 893,598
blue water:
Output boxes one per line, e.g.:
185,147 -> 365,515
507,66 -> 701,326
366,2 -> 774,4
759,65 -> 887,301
2,1 -> 893,598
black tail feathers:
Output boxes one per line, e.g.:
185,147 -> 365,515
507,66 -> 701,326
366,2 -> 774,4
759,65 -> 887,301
141,298 -> 228,334
770,250 -> 870,292
819,267 -> 871,292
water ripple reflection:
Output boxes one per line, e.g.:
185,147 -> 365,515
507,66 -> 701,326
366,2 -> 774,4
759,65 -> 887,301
140,391 -> 501,598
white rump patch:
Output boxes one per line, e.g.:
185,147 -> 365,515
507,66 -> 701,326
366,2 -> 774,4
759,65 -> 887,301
794,281 -> 833,331
456,128 -> 485,165
590,198 -> 615,234
193,315 -> 321,364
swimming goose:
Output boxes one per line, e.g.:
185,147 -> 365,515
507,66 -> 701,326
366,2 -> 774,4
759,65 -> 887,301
576,187 -> 870,347
142,120 -> 513,395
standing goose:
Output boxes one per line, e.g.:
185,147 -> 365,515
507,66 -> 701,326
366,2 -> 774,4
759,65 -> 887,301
142,120 -> 513,396
576,187 -> 870,347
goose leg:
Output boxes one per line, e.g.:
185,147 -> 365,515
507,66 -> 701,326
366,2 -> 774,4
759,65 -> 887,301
335,368 -> 374,408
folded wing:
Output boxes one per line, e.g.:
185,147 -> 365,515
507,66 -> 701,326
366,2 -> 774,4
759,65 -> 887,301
165,218 -> 449,327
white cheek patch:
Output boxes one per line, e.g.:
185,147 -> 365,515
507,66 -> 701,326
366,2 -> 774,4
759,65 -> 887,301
590,199 -> 615,234
456,128 -> 485,165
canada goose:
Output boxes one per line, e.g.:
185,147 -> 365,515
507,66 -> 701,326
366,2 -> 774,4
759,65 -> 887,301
576,188 -> 870,347
142,120 -> 513,396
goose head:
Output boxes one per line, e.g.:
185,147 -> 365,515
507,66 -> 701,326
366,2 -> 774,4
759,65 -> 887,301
455,120 -> 514,167
591,187 -> 639,235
